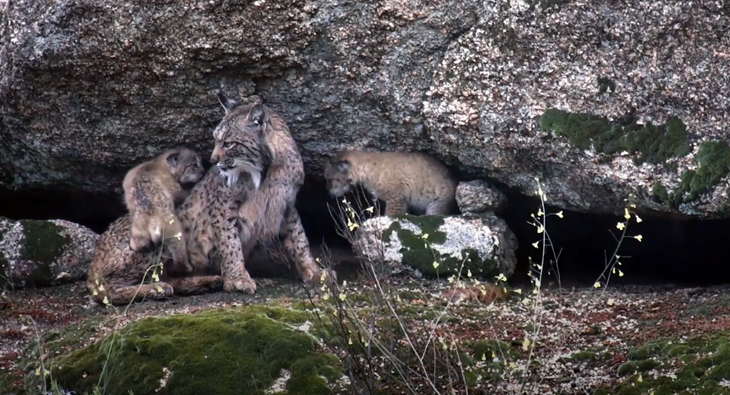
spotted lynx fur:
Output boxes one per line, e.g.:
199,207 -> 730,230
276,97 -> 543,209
122,148 -> 204,273
324,151 -> 458,216
87,95 -> 330,305
209,94 -> 330,289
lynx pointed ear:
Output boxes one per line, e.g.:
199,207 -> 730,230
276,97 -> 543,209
217,92 -> 241,114
250,103 -> 267,126
336,160 -> 351,172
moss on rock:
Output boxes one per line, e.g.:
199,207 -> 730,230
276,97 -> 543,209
382,214 -> 501,278
674,141 -> 730,204
38,306 -> 342,395
539,109 -> 690,166
608,331 -> 730,394
18,220 -> 71,286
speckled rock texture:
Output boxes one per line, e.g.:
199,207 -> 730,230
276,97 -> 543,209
456,180 -> 507,214
2,0 -> 729,217
353,213 -> 517,279
0,217 -> 99,288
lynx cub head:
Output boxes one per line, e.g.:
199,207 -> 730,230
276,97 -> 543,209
324,158 -> 354,197
165,148 -> 205,187
210,93 -> 271,189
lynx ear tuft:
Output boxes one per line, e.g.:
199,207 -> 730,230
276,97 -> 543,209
217,92 -> 242,114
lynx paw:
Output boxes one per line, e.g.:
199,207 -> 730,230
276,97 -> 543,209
150,282 -> 175,298
304,267 -> 337,285
223,276 -> 257,294
129,236 -> 153,252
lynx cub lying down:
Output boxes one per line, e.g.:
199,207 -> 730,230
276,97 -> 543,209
324,151 -> 458,216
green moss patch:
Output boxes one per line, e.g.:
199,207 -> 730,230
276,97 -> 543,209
539,109 -> 690,166
19,220 -> 71,286
34,306 -> 341,395
608,331 -> 730,394
651,141 -> 730,207
382,214 -> 501,278
459,339 -> 523,384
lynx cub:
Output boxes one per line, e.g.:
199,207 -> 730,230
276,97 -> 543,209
122,147 -> 204,272
324,151 -> 458,216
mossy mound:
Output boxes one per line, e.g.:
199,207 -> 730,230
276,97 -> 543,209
382,214 -> 502,278
35,306 -> 342,395
600,331 -> 730,395
539,109 -> 690,166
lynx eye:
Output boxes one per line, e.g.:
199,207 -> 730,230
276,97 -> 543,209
223,142 -> 236,149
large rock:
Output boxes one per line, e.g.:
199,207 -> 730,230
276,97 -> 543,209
353,213 -> 518,279
2,0 -> 730,217
0,218 -> 99,288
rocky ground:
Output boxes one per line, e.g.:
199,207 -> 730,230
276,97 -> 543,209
3,264 -> 730,394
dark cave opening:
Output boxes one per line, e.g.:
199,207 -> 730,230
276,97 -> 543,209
500,188 -> 730,288
2,178 -> 730,288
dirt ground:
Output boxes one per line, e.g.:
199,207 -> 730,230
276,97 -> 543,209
4,255 -> 730,394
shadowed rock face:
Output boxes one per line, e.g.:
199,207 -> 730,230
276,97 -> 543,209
2,0 -> 730,218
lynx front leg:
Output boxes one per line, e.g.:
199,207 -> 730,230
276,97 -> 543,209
217,217 -> 256,294
280,206 -> 334,284
167,275 -> 224,295
102,282 -> 174,306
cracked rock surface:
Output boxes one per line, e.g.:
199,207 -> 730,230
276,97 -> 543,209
2,0 -> 729,217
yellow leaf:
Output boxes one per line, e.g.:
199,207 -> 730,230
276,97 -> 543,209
618,270 -> 624,277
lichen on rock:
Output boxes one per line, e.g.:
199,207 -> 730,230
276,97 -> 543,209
353,213 -> 517,279
0,218 -> 99,289
456,180 -> 507,214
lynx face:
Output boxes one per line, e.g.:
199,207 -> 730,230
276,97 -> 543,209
210,96 -> 271,189
166,148 -> 205,187
324,159 -> 354,197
